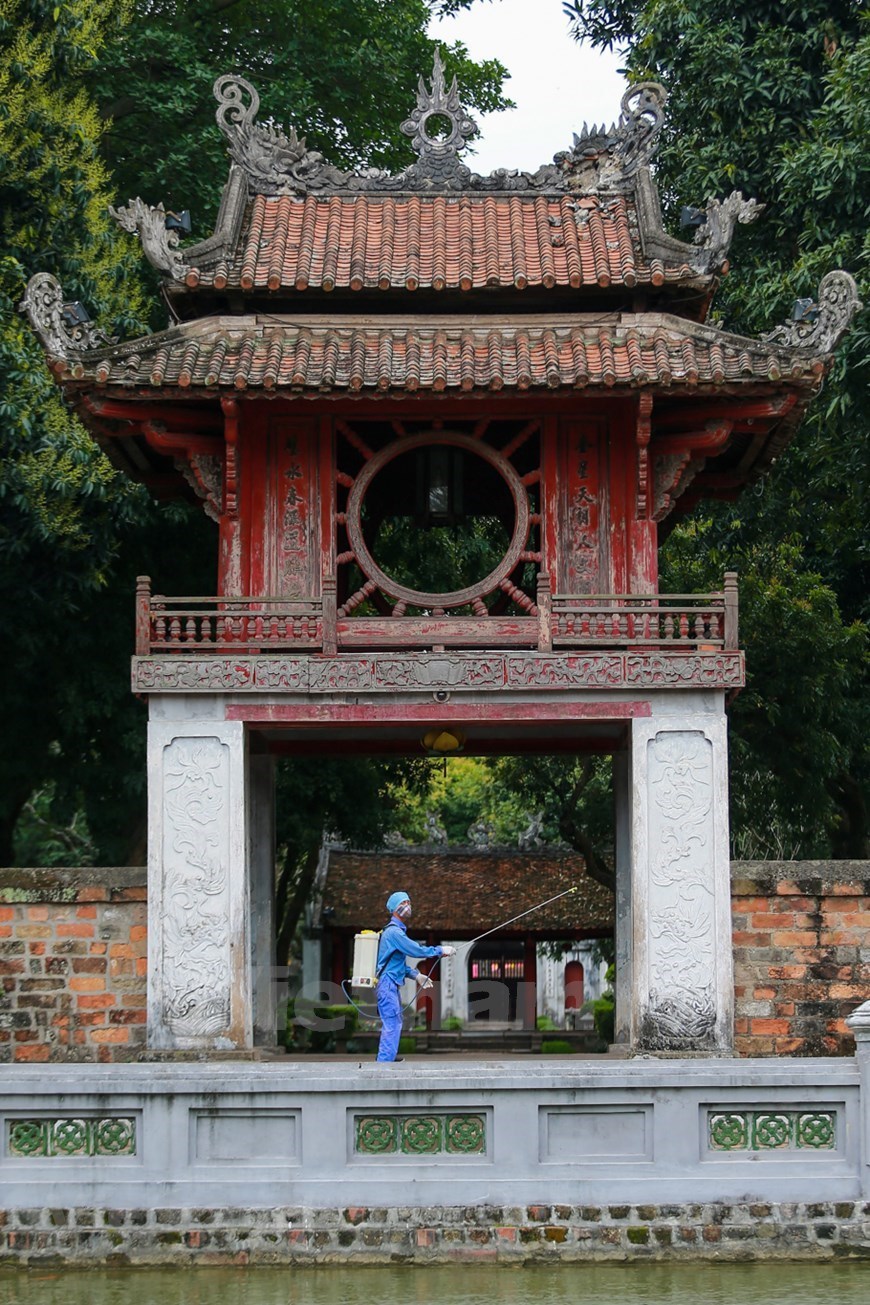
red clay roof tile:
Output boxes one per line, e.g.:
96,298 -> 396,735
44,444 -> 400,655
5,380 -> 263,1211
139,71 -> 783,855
74,316 -> 824,394
185,194 -> 696,294
320,849 -> 614,937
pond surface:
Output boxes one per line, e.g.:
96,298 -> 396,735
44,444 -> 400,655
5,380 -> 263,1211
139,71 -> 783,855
5,1262 -> 869,1305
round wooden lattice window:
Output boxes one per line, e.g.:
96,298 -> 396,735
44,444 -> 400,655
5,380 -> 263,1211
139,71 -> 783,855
345,431 -> 530,609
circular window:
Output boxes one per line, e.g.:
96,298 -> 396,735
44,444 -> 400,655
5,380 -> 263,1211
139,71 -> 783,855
345,432 -> 530,609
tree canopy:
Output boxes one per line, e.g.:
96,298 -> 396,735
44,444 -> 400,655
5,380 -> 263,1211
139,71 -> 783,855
565,0 -> 870,855
2,0 -> 510,868
90,0 -> 511,237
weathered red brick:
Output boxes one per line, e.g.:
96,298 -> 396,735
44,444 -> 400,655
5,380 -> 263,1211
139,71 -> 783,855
57,923 -> 94,939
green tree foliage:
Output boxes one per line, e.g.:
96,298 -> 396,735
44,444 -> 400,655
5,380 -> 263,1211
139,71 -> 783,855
564,0 -> 870,854
2,2 -> 510,868
91,0 -> 511,236
0,0 -> 152,863
274,756 -> 429,963
388,756 -> 528,845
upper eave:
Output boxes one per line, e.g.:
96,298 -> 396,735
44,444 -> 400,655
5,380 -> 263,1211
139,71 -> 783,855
173,182 -> 712,308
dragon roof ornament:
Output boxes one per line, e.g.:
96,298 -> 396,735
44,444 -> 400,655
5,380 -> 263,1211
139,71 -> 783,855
690,191 -> 764,275
109,198 -> 190,281
20,273 -> 114,360
213,61 -> 668,196
762,271 -> 863,355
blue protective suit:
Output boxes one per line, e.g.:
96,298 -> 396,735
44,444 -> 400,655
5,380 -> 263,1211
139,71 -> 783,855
375,918 -> 443,1063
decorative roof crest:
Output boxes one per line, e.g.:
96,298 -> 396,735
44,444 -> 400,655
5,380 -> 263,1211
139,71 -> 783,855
762,270 -> 863,355
212,65 -> 668,197
598,82 -> 667,182
396,48 -> 478,189
110,198 -> 190,280
20,273 -> 114,360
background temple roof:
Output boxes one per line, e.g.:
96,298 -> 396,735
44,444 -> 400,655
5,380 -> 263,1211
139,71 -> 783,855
314,847 -> 614,938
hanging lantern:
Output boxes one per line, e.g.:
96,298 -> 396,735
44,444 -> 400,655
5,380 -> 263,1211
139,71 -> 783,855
421,727 -> 466,755
415,445 -> 465,527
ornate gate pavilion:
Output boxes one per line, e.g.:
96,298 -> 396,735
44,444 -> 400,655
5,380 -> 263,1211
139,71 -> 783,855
24,58 -> 860,1058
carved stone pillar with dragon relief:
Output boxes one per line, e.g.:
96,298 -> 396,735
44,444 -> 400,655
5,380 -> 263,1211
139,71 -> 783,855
627,700 -> 733,1054
146,713 -> 253,1050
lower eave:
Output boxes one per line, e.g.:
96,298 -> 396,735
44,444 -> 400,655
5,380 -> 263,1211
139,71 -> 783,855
52,311 -> 826,396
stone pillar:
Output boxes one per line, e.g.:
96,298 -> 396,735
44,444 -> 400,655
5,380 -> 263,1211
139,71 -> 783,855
522,934 -> 537,1031
627,698 -> 733,1054
249,753 -> 276,1047
613,748 -> 631,1045
845,1001 -> 870,1198
146,707 -> 253,1051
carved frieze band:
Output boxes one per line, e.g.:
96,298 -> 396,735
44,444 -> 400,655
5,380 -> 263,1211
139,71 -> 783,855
132,651 -> 745,694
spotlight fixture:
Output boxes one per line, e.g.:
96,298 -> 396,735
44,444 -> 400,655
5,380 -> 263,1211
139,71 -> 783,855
61,301 -> 91,330
679,205 -> 705,229
790,297 -> 819,324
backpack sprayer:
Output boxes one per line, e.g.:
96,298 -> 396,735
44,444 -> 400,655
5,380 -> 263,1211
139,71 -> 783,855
341,885 -> 579,1022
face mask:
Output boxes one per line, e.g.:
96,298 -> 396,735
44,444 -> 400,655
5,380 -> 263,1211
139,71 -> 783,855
396,901 -> 412,920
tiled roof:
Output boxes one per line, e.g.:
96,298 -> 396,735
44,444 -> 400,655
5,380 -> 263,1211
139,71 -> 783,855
73,314 -> 825,394
319,849 -> 614,937
183,193 -> 697,294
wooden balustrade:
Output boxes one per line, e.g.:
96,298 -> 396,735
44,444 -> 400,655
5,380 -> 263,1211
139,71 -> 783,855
134,574 -> 738,656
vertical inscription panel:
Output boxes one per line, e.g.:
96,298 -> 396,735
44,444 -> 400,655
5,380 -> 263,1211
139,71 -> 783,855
556,419 -> 608,595
268,418 -> 319,598
161,737 -> 232,1040
643,730 -> 718,1050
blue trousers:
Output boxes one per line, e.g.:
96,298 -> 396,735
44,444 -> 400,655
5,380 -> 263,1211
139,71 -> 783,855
376,978 -> 403,1062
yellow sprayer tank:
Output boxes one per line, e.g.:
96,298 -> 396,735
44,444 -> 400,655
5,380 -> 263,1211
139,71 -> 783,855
352,930 -> 380,988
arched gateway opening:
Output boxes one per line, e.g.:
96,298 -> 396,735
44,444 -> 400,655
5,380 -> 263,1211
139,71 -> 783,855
21,57 -> 853,1061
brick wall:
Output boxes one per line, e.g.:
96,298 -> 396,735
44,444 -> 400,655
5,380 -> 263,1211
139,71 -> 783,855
731,861 -> 870,1058
0,868 -> 146,1063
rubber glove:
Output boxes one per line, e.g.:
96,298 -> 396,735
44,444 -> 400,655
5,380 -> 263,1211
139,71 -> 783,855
441,945 -> 457,957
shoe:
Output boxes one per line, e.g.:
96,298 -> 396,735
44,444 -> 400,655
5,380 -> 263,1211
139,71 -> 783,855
392,1057 -> 405,1063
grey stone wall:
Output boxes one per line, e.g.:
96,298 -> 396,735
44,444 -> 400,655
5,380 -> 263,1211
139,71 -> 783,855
2,1201 -> 869,1265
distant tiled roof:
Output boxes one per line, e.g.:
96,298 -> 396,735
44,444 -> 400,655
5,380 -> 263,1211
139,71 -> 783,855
70,313 -> 825,394
318,848 -> 614,937
184,194 -> 698,294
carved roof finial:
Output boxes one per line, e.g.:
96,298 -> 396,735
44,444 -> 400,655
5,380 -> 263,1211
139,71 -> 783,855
557,81 -> 667,190
20,273 -> 113,360
213,73 -> 347,196
398,48 -> 477,186
762,270 -> 863,355
110,198 -> 190,280
691,191 -> 764,275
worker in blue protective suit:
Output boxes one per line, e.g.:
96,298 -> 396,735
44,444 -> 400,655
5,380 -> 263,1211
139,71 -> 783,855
376,891 -> 456,1063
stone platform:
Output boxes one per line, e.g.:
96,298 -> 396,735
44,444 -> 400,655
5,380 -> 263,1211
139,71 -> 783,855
0,1058 -> 866,1209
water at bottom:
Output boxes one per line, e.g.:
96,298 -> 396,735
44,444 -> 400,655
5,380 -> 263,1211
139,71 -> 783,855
6,1261 -> 869,1305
